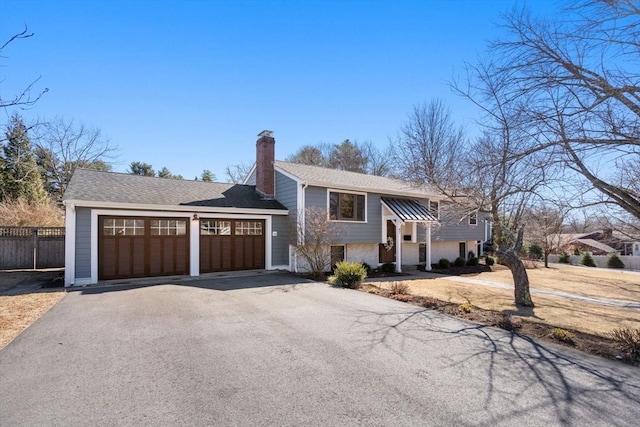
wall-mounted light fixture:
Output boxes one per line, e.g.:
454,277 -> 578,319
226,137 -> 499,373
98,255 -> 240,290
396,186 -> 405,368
192,213 -> 199,221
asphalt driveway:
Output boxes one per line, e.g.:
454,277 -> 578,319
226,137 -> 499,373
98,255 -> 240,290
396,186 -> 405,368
1,273 -> 639,426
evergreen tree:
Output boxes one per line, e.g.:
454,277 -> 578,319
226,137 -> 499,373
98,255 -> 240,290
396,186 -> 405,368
200,169 -> 215,182
0,114 -> 48,202
128,161 -> 155,176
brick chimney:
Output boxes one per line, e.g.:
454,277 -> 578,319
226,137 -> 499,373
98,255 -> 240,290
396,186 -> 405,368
255,130 -> 275,199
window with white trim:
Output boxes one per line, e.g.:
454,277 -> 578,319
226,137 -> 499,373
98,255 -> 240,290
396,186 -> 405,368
329,191 -> 366,222
150,219 -> 187,236
200,220 -> 231,235
103,218 -> 145,236
235,221 -> 263,236
469,211 -> 478,225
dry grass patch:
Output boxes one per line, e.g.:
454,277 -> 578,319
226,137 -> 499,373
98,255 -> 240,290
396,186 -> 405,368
0,291 -> 65,350
401,277 -> 640,337
463,266 -> 640,301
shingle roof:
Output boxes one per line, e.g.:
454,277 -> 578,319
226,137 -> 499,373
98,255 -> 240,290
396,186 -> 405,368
575,239 -> 617,253
63,169 -> 287,211
381,197 -> 438,222
274,161 -> 439,198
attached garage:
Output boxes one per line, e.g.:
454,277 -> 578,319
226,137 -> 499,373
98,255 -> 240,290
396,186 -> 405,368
199,219 -> 265,273
99,217 -> 189,280
63,168 -> 288,287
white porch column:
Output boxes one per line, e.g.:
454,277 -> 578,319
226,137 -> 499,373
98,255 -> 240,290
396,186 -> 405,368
395,221 -> 402,273
190,216 -> 200,277
426,224 -> 432,271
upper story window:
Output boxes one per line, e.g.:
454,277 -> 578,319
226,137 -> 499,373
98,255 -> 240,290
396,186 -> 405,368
469,211 -> 478,226
329,191 -> 366,222
429,201 -> 439,219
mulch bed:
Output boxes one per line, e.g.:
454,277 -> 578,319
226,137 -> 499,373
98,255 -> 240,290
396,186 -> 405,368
360,283 -> 635,366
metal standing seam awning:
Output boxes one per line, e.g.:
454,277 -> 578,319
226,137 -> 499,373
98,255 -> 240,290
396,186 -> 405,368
381,197 -> 438,222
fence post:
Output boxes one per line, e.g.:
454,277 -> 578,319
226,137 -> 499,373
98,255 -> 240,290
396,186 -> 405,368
32,227 -> 38,270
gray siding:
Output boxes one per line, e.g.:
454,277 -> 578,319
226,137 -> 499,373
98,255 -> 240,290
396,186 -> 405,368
304,186 -> 382,244
271,215 -> 290,266
272,171 -> 298,263
75,207 -> 92,279
431,204 -> 486,242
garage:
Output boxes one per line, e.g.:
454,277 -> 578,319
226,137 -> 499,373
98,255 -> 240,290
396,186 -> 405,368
98,216 -> 189,280
200,219 -> 265,273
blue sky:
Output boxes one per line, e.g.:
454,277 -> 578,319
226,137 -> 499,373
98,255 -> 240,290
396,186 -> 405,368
1,0 -> 557,180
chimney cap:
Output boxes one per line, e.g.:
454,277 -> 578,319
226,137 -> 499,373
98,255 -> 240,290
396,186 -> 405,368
258,130 -> 274,138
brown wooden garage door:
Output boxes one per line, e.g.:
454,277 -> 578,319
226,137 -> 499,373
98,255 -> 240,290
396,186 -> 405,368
199,219 -> 265,273
99,216 -> 189,280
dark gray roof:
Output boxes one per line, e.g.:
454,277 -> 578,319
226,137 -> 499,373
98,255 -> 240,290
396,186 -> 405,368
381,197 -> 438,222
64,169 -> 287,211
275,161 -> 438,198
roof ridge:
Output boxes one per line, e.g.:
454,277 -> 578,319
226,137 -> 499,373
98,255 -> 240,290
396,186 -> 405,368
73,168 -> 236,186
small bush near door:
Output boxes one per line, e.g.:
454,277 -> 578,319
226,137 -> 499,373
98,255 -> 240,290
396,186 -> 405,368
454,257 -> 466,267
328,261 -> 368,289
438,258 -> 450,269
381,262 -> 395,273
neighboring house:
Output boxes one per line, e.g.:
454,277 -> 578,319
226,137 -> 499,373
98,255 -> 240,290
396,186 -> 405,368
63,131 -> 491,286
557,229 -> 640,256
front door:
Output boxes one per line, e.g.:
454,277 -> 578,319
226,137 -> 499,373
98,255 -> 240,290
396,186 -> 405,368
379,220 -> 396,263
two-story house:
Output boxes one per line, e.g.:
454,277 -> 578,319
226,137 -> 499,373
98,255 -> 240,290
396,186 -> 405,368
63,131 -> 489,286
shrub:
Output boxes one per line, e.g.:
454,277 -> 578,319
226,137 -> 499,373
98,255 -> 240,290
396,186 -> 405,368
454,257 -> 466,267
438,258 -> 450,269
551,328 -> 575,345
389,281 -> 410,295
580,252 -> 597,267
328,261 -> 367,289
459,302 -> 473,313
605,252 -> 625,269
485,256 -> 495,266
466,257 -> 479,267
381,262 -> 395,273
497,313 -> 521,331
573,248 -> 581,256
528,242 -> 543,260
558,252 -> 571,264
608,328 -> 640,363
361,262 -> 373,275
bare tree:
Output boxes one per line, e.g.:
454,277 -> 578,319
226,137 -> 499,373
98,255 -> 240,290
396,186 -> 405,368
285,145 -> 327,166
393,99 -> 466,187
487,1 -> 640,219
0,26 -> 48,110
360,140 -> 394,177
33,117 -> 117,198
224,162 -> 252,184
292,207 -> 345,278
526,204 -> 565,268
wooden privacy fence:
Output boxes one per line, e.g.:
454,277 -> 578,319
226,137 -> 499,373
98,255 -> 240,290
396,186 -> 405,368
0,227 -> 65,270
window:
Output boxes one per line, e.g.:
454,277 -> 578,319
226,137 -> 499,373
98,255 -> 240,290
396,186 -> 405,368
429,201 -> 439,219
200,220 -> 231,235
331,245 -> 345,267
329,191 -> 365,221
235,221 -> 263,236
103,218 -> 144,236
150,219 -> 187,235
469,211 -> 478,226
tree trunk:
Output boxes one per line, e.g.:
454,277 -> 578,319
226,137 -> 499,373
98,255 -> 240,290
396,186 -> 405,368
544,252 -> 549,268
501,249 -> 534,307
